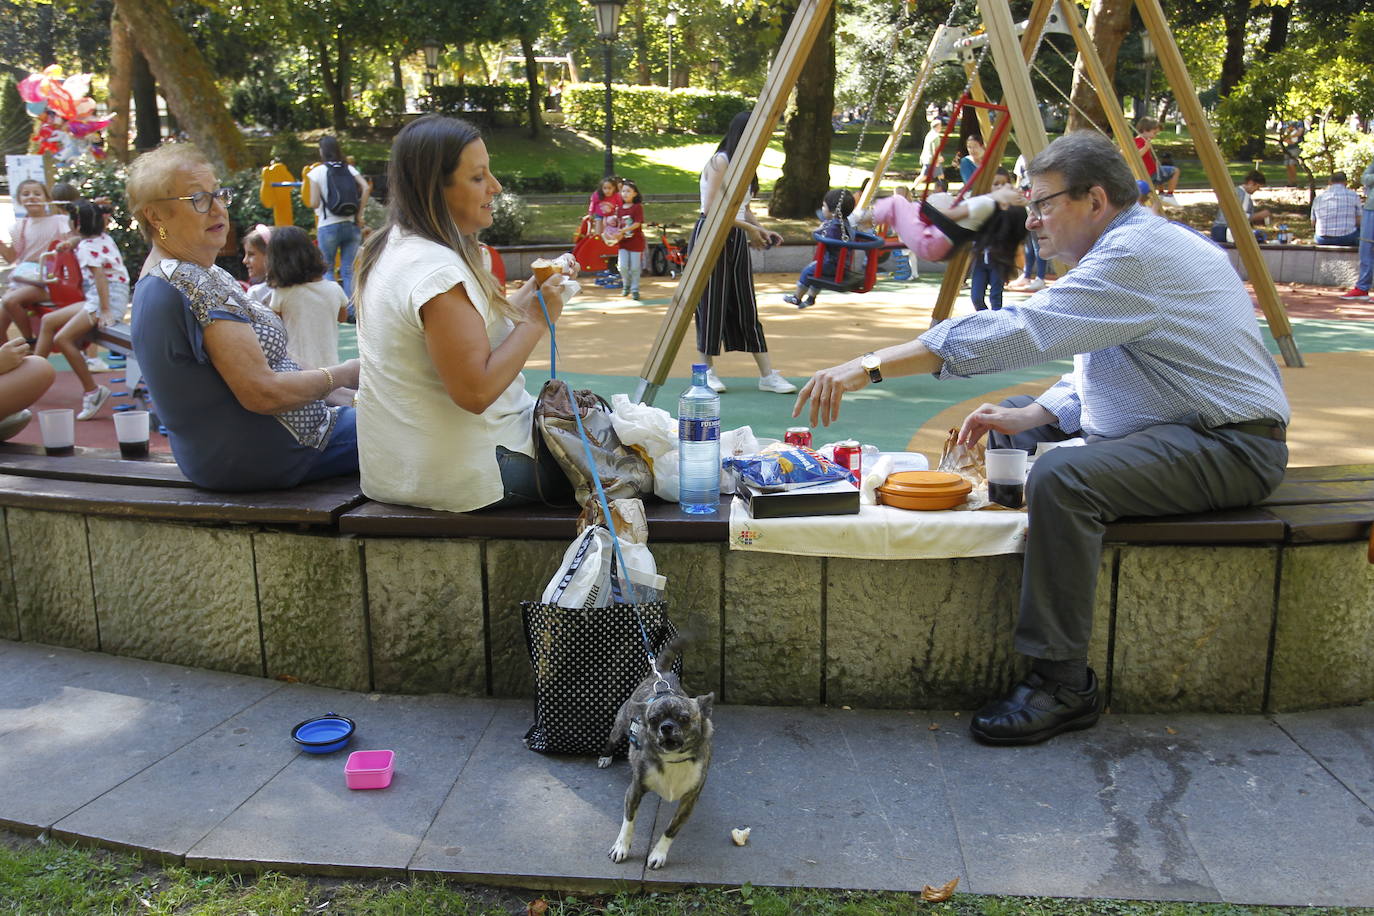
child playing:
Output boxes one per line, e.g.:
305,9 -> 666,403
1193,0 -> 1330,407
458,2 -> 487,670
969,169 -> 1027,311
241,224 -> 272,306
34,200 -> 130,420
785,188 -> 856,309
865,181 -> 1024,265
1,180 -> 74,342
1133,117 -> 1180,206
587,176 -> 622,238
610,179 -> 645,299
266,226 -> 348,370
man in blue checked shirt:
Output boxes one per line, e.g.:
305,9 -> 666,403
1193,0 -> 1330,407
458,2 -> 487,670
794,131 -> 1289,747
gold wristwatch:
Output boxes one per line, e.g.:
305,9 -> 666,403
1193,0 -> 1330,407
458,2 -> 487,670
861,352 -> 883,384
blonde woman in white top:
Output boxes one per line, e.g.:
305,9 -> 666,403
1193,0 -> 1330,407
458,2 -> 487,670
353,115 -> 574,513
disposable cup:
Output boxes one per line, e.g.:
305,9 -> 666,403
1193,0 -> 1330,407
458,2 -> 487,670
985,448 -> 1028,483
38,409 -> 75,456
113,410 -> 150,459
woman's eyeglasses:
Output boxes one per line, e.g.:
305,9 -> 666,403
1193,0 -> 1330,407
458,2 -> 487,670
1027,188 -> 1073,220
154,188 -> 234,213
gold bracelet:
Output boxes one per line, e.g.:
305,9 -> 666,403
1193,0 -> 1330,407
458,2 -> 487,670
320,366 -> 335,391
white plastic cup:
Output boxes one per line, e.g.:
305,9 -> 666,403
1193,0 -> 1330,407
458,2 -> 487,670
985,448 -> 1028,483
113,410 -> 150,459
37,409 -> 75,455
986,447 -> 1028,509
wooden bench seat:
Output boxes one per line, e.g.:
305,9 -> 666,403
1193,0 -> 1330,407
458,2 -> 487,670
338,497 -> 727,541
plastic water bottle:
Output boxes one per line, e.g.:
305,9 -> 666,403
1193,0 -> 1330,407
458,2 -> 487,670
678,364 -> 721,514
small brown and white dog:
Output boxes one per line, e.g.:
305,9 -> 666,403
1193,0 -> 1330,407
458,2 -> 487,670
598,638 -> 714,869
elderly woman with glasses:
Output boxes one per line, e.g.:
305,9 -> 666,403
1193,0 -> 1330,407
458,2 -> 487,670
127,144 -> 360,491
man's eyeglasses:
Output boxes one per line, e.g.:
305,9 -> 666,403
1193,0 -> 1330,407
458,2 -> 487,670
1027,188 -> 1073,220
153,188 -> 234,213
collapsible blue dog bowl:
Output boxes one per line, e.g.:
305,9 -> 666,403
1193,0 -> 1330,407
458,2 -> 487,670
291,713 -> 356,754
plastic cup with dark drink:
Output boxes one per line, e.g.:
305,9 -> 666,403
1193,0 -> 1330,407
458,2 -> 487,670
986,448 -> 1028,509
38,408 -> 75,456
113,410 -> 150,459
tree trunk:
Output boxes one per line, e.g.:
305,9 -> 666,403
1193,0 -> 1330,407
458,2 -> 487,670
1264,2 -> 1291,56
132,51 -> 162,152
634,2 -> 649,84
107,5 -> 133,162
391,53 -> 403,90
519,30 -> 543,139
112,0 -> 248,170
35,4 -> 57,68
333,32 -> 351,131
1066,0 -> 1133,133
316,40 -> 346,132
1217,0 -> 1249,98
770,6 -> 835,218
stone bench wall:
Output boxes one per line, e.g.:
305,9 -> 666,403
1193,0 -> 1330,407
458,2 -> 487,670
5,506 -> 1370,715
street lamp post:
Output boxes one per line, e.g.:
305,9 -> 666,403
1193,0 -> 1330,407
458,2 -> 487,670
421,37 -> 442,89
664,11 -> 676,89
591,0 -> 624,178
709,57 -> 721,92
1140,32 -> 1155,119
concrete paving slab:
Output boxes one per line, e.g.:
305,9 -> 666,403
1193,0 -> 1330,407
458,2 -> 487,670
0,642 -> 280,832
1129,714 -> 1374,907
932,710 -> 1220,902
410,700 -> 654,891
1274,703 -> 1374,809
51,682 -> 318,858
186,689 -> 497,876
641,706 -> 965,892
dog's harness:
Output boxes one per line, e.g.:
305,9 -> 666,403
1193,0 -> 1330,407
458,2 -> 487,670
628,676 -> 677,749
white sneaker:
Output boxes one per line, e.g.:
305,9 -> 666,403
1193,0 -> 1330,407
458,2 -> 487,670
1158,194 -> 1179,206
758,371 -> 797,394
85,356 -> 110,372
1024,278 -> 1046,291
705,370 -> 727,393
77,385 -> 111,420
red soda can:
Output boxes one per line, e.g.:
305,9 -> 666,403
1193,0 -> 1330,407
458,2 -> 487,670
832,439 -> 863,481
784,426 -> 812,448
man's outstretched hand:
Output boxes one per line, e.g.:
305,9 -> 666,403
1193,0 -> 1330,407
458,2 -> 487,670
958,400 -> 1056,446
792,358 -> 867,429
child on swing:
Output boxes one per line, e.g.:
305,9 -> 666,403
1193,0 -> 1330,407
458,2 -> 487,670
969,168 -> 1028,311
785,188 -> 856,309
862,173 -> 1024,264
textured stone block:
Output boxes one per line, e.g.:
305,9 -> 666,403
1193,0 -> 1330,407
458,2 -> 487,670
1112,545 -> 1276,713
0,508 -> 16,641
8,508 -> 97,649
88,518 -> 260,675
825,551 -> 1113,709
485,539 -> 567,697
364,537 -> 485,695
1313,251 -> 1358,288
654,542 -> 722,697
255,531 -> 368,691
1278,247 -> 1315,286
723,551 -> 822,704
1270,542 -> 1374,711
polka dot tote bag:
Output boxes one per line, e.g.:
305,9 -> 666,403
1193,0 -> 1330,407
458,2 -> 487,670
521,587 -> 680,757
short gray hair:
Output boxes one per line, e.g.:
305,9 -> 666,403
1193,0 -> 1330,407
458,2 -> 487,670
1025,131 -> 1138,209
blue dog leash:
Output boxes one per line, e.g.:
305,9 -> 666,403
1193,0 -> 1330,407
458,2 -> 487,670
536,289 -> 659,664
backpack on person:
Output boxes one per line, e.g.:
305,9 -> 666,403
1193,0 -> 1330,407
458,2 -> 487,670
321,161 -> 360,218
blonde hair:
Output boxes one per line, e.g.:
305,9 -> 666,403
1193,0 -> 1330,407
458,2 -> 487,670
354,115 -> 515,323
126,144 -> 214,242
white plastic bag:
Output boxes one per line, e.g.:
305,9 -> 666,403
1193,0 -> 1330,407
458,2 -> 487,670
609,394 -> 767,500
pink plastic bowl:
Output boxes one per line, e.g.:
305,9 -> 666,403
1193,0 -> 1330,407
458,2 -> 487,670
344,749 -> 395,790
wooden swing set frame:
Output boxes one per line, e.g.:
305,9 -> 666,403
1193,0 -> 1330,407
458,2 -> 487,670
631,0 -> 1301,406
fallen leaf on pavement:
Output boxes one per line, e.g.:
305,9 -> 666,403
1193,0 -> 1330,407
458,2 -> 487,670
921,877 -> 959,901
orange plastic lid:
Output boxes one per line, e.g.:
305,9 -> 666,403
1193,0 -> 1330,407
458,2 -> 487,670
876,470 -> 972,511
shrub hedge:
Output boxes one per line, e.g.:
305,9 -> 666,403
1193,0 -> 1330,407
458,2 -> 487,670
420,84 -> 530,126
562,84 -> 750,135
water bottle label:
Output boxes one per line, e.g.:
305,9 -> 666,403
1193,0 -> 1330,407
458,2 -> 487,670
679,417 -> 719,442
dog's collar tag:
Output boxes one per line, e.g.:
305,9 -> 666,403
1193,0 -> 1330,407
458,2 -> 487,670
628,717 -> 643,748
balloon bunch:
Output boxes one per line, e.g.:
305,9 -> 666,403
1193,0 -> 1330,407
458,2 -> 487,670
17,65 -> 111,163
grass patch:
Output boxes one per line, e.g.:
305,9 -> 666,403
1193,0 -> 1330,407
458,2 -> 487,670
3,831 -> 1372,916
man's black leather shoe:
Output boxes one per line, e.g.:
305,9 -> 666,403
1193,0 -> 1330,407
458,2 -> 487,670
969,668 -> 1101,746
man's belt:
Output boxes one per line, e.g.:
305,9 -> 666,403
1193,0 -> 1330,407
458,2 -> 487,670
1214,418 -> 1286,441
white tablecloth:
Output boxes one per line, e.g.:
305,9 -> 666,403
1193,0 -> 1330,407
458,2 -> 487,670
728,498 -> 1028,560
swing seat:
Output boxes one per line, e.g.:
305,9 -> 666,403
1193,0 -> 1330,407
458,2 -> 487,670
805,230 -> 886,294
